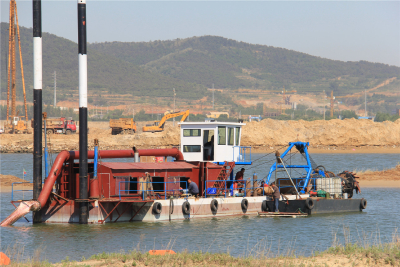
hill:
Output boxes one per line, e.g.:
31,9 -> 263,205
0,22 -> 205,106
90,36 -> 400,94
2,22 -> 399,111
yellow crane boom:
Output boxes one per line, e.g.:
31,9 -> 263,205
142,110 -> 189,132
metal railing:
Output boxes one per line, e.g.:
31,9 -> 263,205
233,146 -> 252,163
204,179 -> 267,198
11,182 -> 47,202
117,181 -> 188,200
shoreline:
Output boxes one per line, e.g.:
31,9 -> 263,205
5,242 -> 400,266
1,146 -> 400,154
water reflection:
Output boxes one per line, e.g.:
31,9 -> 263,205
1,154 -> 399,262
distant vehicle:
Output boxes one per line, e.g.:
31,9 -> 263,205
248,115 -> 262,122
143,110 -> 189,133
358,116 -> 375,121
109,118 -> 137,135
42,117 -> 77,135
4,116 -> 30,134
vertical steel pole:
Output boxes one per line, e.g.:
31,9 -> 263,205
32,0 -> 42,223
78,0 -> 88,224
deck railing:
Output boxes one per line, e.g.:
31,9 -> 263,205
11,182 -> 47,202
204,179 -> 267,198
117,181 -> 188,200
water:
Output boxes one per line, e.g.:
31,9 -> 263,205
1,153 -> 399,262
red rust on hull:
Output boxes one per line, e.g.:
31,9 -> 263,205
1,148 -> 187,226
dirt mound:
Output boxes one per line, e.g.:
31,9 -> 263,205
0,174 -> 29,186
242,118 -> 400,148
357,165 -> 400,181
1,119 -> 399,153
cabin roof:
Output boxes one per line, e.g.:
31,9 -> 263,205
100,162 -> 195,170
179,122 -> 245,127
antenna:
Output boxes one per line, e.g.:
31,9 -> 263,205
365,90 -> 367,116
53,71 -> 56,107
212,83 -> 214,110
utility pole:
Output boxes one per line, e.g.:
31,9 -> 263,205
53,71 -> 56,107
323,90 -> 325,120
365,90 -> 367,117
212,83 -> 214,110
132,107 -> 134,120
173,88 -> 176,126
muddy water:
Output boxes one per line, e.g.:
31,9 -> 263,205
1,153 -> 399,262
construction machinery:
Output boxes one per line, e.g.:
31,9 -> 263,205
43,116 -> 77,135
142,110 -> 189,132
110,118 -> 137,135
4,0 -> 29,134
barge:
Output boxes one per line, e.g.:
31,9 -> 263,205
2,122 -> 366,226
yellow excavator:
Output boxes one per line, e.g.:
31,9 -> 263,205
143,110 -> 189,132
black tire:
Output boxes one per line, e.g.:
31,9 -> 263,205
46,129 -> 53,135
182,201 -> 191,215
210,199 -> 218,212
241,198 -> 249,212
152,202 -> 162,214
261,200 -> 268,212
66,129 -> 72,135
360,198 -> 367,210
305,198 -> 314,210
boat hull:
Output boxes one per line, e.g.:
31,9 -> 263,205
37,196 -> 365,223
264,198 -> 364,215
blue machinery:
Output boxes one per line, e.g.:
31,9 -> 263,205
266,142 -> 312,192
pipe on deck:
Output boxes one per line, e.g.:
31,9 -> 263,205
38,148 -> 183,208
1,147 -> 184,226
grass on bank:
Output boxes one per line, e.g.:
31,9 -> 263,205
5,240 -> 400,267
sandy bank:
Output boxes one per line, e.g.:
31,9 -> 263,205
1,119 -> 400,153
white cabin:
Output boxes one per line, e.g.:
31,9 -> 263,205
179,121 -> 251,164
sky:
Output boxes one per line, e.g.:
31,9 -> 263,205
1,1 -> 399,67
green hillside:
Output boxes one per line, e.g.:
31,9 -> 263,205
1,22 -> 204,106
90,36 -> 400,95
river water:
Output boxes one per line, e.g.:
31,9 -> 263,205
1,153 -> 399,262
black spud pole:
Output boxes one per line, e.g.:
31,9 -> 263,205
78,0 -> 88,224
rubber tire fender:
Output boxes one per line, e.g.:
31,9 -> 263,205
241,198 -> 249,212
152,202 -> 162,215
261,200 -> 269,212
182,201 -> 191,215
360,198 -> 367,210
210,199 -> 218,212
305,198 -> 314,210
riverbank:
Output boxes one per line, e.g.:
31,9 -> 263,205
5,241 -> 400,266
1,119 -> 399,153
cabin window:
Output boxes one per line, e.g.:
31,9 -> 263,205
152,177 -> 164,192
180,177 -> 189,189
218,126 -> 226,145
228,127 -> 234,145
183,129 -> 201,137
129,177 -> 138,194
183,145 -> 201,152
235,127 -> 240,145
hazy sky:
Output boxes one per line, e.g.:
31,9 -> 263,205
1,1 -> 399,66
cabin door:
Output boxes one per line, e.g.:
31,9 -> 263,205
203,130 -> 214,161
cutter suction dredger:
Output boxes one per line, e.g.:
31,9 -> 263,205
1,145 -> 256,225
